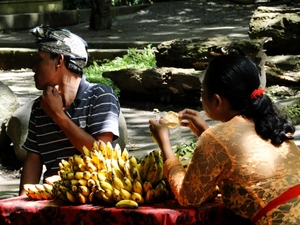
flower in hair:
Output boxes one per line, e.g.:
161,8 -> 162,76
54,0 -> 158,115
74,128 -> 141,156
251,88 -> 264,99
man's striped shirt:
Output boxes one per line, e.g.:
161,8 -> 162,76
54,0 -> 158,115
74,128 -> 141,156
23,76 -> 120,178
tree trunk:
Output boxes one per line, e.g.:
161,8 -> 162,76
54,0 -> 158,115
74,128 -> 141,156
90,0 -> 112,30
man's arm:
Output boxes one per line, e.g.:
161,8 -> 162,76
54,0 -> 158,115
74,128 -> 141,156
19,151 -> 43,196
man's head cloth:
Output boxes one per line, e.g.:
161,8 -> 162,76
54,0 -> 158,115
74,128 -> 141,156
30,24 -> 88,69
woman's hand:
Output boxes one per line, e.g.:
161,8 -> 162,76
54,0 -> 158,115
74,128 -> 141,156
178,108 -> 209,137
149,119 -> 174,160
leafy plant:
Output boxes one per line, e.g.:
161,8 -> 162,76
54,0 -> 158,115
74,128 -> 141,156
84,44 -> 156,96
281,101 -> 300,125
173,139 -> 196,158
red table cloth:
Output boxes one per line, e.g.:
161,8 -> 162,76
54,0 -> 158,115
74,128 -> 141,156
0,196 -> 249,225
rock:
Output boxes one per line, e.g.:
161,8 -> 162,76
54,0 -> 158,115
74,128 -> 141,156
103,67 -> 204,104
6,100 -> 33,162
155,36 -> 267,87
6,99 -> 128,163
0,82 -> 19,161
265,55 -> 300,85
249,6 -> 300,54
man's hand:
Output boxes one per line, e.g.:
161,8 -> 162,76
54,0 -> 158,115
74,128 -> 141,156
40,85 -> 64,121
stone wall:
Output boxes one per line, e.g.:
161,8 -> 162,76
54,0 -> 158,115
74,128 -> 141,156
0,0 -> 63,14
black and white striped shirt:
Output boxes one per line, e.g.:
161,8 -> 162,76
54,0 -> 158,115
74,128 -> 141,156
23,76 -> 120,178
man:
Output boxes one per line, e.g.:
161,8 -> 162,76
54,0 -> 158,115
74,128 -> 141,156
19,25 -> 120,195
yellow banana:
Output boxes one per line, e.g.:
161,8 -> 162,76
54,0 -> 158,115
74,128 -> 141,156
112,175 -> 124,190
23,184 -> 39,193
86,162 -> 97,173
124,160 -> 134,182
152,150 -> 160,157
115,199 -> 138,209
83,171 -> 92,180
120,188 -> 131,200
96,190 -> 115,204
113,188 -> 122,202
59,162 -> 65,171
118,158 -> 125,171
123,177 -> 133,192
113,143 -> 122,160
121,148 -> 129,162
143,181 -> 152,193
43,183 -> 53,193
97,172 -> 107,181
153,155 -> 164,185
34,184 -> 45,192
131,192 -> 145,205
90,150 -> 102,170
78,163 -> 88,172
61,159 -> 71,168
89,191 -> 95,203
92,141 -> 99,151
71,185 -> 78,193
100,181 -> 114,191
154,182 -> 164,200
98,141 -> 107,159
78,185 -> 91,197
132,167 -> 143,184
75,171 -> 84,180
77,192 -> 89,204
66,191 -> 77,203
68,156 -> 75,165
111,159 -> 124,179
129,156 -> 138,168
87,178 -> 96,187
70,179 -> 79,186
73,154 -> 85,165
140,152 -> 153,181
82,145 -> 91,157
78,179 -> 88,186
83,155 -> 93,164
90,171 -> 98,181
67,172 -> 76,180
105,159 -> 112,172
106,142 -> 114,159
45,175 -> 61,185
146,162 -> 158,184
145,189 -> 156,203
133,179 -> 143,195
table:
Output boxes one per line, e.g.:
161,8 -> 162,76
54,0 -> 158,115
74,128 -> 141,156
0,196 -> 248,225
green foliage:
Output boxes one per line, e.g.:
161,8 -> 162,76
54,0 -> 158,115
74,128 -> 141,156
173,140 -> 196,159
84,44 -> 156,96
282,101 -> 300,125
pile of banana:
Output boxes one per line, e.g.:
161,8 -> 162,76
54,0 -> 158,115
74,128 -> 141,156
50,141 -> 171,207
24,183 -> 55,200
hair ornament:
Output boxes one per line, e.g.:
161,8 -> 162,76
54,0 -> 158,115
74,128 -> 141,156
251,87 -> 265,99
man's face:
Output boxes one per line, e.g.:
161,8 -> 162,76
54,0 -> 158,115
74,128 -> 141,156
32,51 -> 59,90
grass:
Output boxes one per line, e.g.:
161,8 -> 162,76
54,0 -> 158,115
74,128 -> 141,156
84,44 -> 156,96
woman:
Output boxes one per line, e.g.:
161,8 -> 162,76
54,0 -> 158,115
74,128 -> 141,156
149,54 -> 300,224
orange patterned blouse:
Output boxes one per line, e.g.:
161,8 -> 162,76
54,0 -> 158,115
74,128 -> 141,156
164,116 -> 300,225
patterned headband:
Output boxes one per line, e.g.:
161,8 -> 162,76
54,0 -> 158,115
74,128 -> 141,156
30,24 -> 88,69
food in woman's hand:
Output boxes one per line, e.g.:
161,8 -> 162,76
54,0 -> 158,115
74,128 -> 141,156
163,111 -> 180,128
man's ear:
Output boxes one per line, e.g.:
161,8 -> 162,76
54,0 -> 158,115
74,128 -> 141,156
56,54 -> 64,67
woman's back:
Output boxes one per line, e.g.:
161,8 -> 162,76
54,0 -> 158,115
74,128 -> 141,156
206,115 -> 300,224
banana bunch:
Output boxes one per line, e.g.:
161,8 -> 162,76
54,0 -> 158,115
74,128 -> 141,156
24,183 -> 55,200
52,141 -> 172,207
